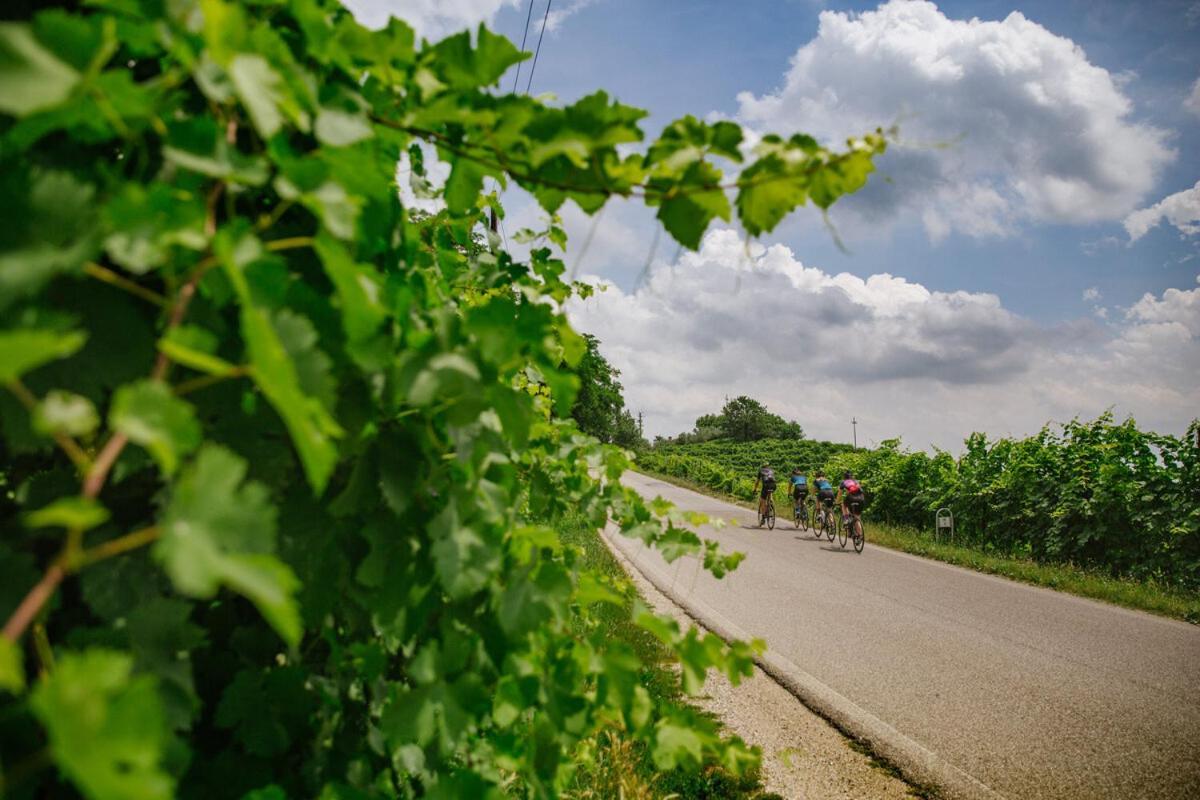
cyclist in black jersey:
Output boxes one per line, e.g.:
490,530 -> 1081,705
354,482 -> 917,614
753,462 -> 776,522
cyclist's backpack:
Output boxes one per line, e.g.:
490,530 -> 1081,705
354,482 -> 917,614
844,479 -> 862,495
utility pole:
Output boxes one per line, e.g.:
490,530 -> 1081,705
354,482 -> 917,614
637,411 -> 644,437
852,417 -> 858,450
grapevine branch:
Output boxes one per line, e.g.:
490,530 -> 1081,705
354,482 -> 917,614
385,118 -> 883,203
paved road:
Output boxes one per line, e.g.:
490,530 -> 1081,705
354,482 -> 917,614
611,472 -> 1200,800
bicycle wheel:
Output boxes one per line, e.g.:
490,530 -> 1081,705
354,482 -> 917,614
837,515 -> 847,548
794,502 -> 802,529
853,518 -> 865,553
824,509 -> 835,541
766,499 -> 775,530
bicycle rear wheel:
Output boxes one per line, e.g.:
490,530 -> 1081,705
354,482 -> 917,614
837,516 -> 847,548
824,509 -> 835,541
766,499 -> 775,530
853,518 -> 865,553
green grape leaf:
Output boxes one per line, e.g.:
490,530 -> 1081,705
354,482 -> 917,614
652,721 -> 704,771
736,156 -> 807,237
229,54 -> 285,139
30,649 -> 174,800
110,380 -> 202,476
34,390 -> 99,437
314,108 -> 373,147
0,329 -> 87,383
313,234 -> 387,345
103,183 -> 207,275
217,231 -> 341,492
0,637 -> 24,693
0,23 -> 80,116
428,25 -> 527,90
26,496 -> 109,532
156,445 -> 301,645
163,118 -> 269,186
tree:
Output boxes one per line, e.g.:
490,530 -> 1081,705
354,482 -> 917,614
686,397 -> 803,442
571,334 -> 625,442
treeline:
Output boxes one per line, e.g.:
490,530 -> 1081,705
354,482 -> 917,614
641,414 -> 1200,590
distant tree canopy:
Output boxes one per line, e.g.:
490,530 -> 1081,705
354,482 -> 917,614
679,396 -> 803,443
570,334 -> 646,449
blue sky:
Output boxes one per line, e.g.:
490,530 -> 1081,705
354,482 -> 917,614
481,0 -> 1200,321
363,0 -> 1200,448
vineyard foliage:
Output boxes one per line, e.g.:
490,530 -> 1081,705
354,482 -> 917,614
0,0 -> 886,797
640,414 -> 1200,590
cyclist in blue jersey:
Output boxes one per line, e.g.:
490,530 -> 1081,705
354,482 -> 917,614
788,467 -> 808,516
813,470 -> 835,522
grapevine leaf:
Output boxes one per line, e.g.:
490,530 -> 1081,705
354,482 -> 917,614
0,638 -> 24,693
0,329 -> 87,383
229,54 -> 285,139
217,231 -> 341,492
428,25 -> 527,90
314,108 -> 373,147
30,649 -> 174,800
34,390 -> 99,436
735,155 -> 806,237
25,496 -> 109,532
156,444 -> 301,646
0,23 -> 79,116
313,234 -> 387,345
110,380 -> 202,476
652,722 -> 704,771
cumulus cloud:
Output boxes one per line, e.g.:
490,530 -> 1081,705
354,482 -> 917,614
735,0 -> 1174,241
1124,180 -> 1200,241
342,0 -> 517,41
568,229 -> 1200,450
1082,287 -> 1101,302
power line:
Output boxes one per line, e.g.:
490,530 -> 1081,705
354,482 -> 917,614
510,0 -> 536,93
525,0 -> 553,95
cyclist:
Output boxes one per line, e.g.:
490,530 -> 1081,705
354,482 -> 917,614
788,467 -> 808,516
839,470 -> 866,526
753,462 -> 776,524
813,470 -> 835,523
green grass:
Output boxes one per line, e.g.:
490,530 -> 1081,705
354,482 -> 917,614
556,514 -> 782,800
638,468 -> 1200,625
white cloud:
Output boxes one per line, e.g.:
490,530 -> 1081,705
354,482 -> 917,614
568,229 -> 1200,450
1186,76 -> 1200,116
735,0 -> 1174,241
1082,287 -> 1101,302
545,0 -> 600,33
342,0 -> 518,41
1124,180 -> 1200,241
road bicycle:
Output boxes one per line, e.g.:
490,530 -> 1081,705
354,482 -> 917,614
793,494 -> 809,530
759,492 -> 776,529
817,500 -> 836,541
838,501 -> 866,553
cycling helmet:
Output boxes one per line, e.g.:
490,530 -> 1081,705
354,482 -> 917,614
842,471 -> 853,479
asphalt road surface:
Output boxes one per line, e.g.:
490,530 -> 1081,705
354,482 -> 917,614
611,472 -> 1200,799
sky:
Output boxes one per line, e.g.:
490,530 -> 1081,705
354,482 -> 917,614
351,0 -> 1200,451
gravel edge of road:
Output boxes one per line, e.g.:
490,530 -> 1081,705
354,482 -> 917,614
601,523 -> 1008,800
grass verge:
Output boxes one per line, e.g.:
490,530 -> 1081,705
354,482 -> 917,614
637,467 -> 1200,625
556,513 -> 782,800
